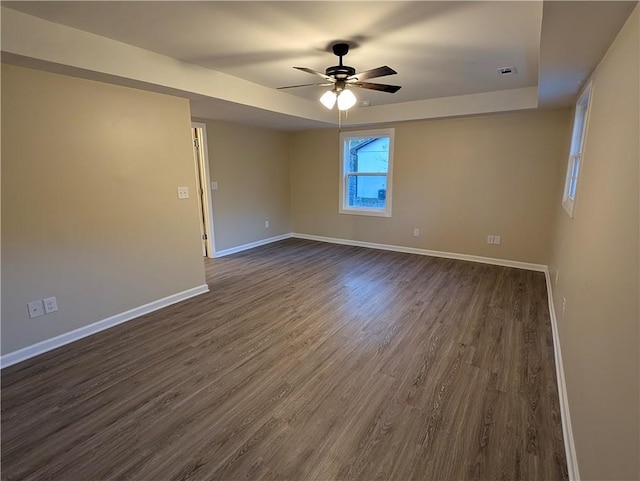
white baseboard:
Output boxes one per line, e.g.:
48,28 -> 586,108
544,268 -> 580,481
0,284 -> 210,369
292,233 -> 546,272
214,233 -> 292,258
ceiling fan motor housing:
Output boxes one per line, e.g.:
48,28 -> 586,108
326,65 -> 356,79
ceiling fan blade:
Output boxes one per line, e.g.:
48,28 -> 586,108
277,83 -> 333,90
293,66 -> 333,81
352,82 -> 402,93
348,66 -> 397,81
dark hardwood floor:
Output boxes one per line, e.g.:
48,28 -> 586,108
1,239 -> 568,480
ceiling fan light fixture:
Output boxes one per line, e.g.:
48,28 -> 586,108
337,89 -> 356,110
320,90 -> 337,109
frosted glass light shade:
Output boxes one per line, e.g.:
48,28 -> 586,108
337,89 -> 357,110
320,90 -> 337,109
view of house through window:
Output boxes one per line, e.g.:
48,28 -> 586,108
340,129 -> 394,217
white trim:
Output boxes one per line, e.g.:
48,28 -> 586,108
339,129 -> 394,218
338,206 -> 392,218
1,284 -> 210,369
214,233 -> 292,258
292,233 -> 546,272
191,122 -> 216,258
543,268 -> 580,481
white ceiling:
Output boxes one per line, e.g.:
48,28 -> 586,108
2,1 -> 637,130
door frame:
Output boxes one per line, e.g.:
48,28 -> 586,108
191,122 -> 216,258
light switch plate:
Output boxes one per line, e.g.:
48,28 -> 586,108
177,186 -> 189,199
211,181 -> 218,190
28,300 -> 45,318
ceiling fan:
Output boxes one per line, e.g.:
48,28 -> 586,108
278,42 -> 401,110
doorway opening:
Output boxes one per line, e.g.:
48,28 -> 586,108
191,122 -> 215,258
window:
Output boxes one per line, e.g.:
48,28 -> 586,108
339,128 -> 394,217
562,83 -> 592,217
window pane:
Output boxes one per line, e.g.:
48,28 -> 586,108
346,137 -> 389,173
568,177 -> 577,199
568,155 -> 580,198
577,108 -> 586,142
570,93 -> 590,154
347,174 -> 387,209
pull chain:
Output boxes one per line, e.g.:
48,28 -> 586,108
338,108 -> 350,129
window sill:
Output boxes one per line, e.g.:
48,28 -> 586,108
339,208 -> 392,218
562,199 -> 575,218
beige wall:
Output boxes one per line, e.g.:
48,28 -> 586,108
195,120 -> 291,252
549,6 -> 639,481
290,109 -> 570,265
1,64 -> 206,355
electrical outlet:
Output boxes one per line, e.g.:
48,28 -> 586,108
413,228 -> 419,237
265,220 -> 270,228
43,296 -> 58,314
493,235 -> 501,245
487,235 -> 494,244
28,300 -> 45,319
211,181 -> 218,190
177,186 -> 189,199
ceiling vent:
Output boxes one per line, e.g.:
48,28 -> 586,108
498,67 -> 518,76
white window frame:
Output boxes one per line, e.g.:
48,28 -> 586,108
339,128 -> 395,217
562,82 -> 593,217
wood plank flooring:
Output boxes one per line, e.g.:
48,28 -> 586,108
1,238 -> 568,480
